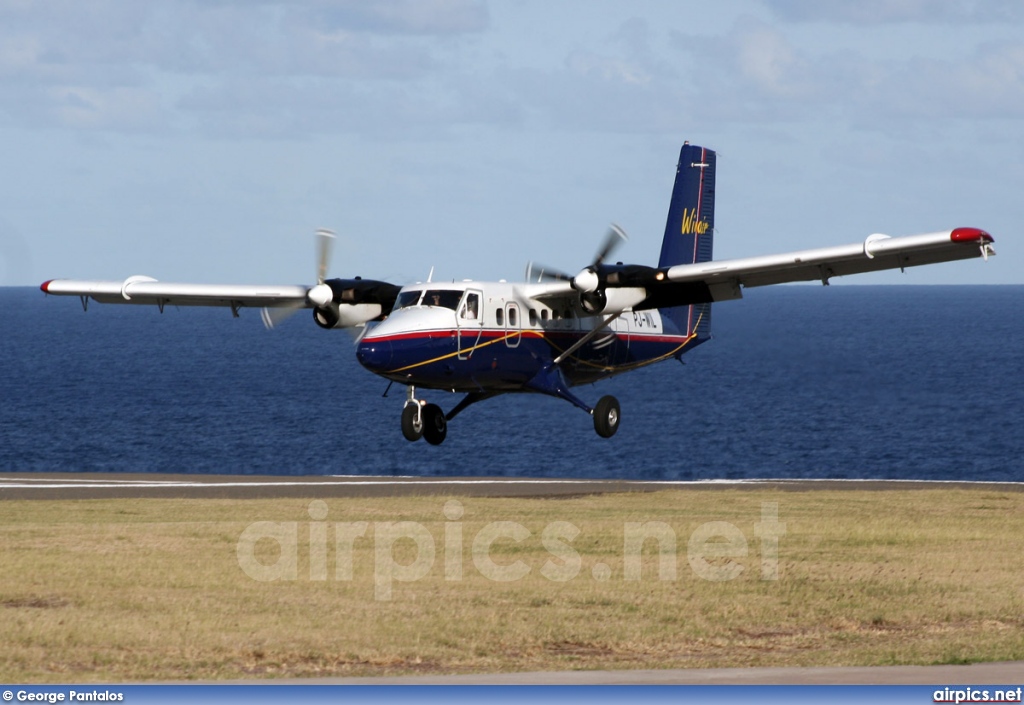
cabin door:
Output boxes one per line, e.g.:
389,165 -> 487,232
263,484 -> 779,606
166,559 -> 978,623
457,290 -> 483,360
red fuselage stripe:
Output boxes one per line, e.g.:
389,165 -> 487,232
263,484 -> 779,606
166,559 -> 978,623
364,329 -> 692,345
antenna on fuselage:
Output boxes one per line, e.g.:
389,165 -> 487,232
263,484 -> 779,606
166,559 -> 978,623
427,266 -> 434,283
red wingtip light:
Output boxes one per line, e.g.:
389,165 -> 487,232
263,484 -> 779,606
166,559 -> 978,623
40,280 -> 53,293
950,227 -> 994,243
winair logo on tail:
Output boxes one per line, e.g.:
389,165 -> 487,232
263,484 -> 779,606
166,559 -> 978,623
680,208 -> 709,236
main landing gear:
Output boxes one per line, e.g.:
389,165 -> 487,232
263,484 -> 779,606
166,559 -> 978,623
592,395 -> 620,439
399,385 -> 620,445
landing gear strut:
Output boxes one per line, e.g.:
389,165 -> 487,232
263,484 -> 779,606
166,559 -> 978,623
524,363 -> 621,439
401,386 -> 424,441
399,384 -> 619,444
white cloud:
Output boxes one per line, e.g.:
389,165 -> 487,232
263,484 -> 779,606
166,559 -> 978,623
760,0 -> 1024,25
0,1 -> 497,135
49,85 -> 165,130
667,18 -> 1024,130
487,9 -> 1024,144
732,21 -> 812,98
293,0 -> 489,35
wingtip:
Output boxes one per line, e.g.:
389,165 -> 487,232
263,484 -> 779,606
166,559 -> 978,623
40,280 -> 53,293
950,227 -> 994,243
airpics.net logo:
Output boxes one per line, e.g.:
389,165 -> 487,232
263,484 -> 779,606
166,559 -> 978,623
236,501 -> 786,601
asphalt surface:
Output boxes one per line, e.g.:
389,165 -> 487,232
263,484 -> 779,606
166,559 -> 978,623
2,472 -> 1023,500
270,661 -> 1024,685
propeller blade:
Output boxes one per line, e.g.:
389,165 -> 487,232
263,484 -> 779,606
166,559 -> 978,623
525,261 -> 574,283
316,228 -> 336,285
524,223 -> 627,293
261,228 -> 339,331
260,304 -> 302,330
593,223 -> 628,266
352,323 -> 372,347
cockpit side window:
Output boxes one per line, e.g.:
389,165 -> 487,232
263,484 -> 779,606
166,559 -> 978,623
459,292 -> 480,320
425,289 -> 463,310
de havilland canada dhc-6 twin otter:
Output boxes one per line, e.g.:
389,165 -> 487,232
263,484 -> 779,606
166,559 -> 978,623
41,143 -> 996,445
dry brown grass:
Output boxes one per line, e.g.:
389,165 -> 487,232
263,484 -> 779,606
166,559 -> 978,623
1,488 -> 1023,681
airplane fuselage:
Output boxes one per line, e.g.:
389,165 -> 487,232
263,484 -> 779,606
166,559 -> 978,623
356,281 -> 704,392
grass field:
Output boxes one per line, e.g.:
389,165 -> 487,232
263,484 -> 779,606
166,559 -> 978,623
1,488 -> 1023,681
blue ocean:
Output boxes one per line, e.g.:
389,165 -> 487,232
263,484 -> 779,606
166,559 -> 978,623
2,285 -> 1021,481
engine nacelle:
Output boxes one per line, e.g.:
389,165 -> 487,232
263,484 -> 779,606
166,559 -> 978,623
580,286 -> 648,315
313,302 -> 383,329
312,278 -> 401,329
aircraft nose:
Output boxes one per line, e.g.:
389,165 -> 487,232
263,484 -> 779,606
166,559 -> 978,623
357,338 -> 393,372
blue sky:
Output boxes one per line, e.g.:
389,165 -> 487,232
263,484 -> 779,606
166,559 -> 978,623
1,0 -> 1020,287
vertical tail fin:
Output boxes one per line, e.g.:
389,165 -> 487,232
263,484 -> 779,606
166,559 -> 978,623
658,143 -> 716,341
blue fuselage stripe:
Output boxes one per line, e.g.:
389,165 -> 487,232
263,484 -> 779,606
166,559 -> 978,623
359,328 -> 704,391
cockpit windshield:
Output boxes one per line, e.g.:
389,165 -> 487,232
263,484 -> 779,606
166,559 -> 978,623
393,289 -> 464,312
394,291 -> 421,310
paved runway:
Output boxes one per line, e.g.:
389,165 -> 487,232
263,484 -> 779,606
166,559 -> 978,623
276,661 -> 1024,685
2,472 -> 1022,500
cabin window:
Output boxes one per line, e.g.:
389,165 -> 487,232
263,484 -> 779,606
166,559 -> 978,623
541,309 -> 549,322
529,309 -> 537,326
496,308 -> 504,326
508,307 -> 518,327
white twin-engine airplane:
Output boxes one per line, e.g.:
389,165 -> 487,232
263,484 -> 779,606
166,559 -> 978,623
42,143 -> 995,445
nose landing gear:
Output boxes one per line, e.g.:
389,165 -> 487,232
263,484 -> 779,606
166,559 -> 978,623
400,404 -> 424,442
421,404 -> 447,445
401,387 -> 448,445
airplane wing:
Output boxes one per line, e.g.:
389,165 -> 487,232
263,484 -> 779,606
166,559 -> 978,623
518,227 -> 995,316
40,276 -> 319,311
662,227 -> 995,300
41,273 -> 404,330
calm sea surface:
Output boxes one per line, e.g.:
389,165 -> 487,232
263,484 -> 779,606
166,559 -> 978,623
2,285 -> 1021,480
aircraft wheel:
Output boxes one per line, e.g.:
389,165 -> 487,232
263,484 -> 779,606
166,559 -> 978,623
422,403 -> 448,446
401,404 -> 423,442
593,395 -> 620,438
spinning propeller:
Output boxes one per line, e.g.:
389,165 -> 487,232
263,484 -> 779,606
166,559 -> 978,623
526,223 -> 630,313
310,228 -> 336,306
260,228 -> 336,330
